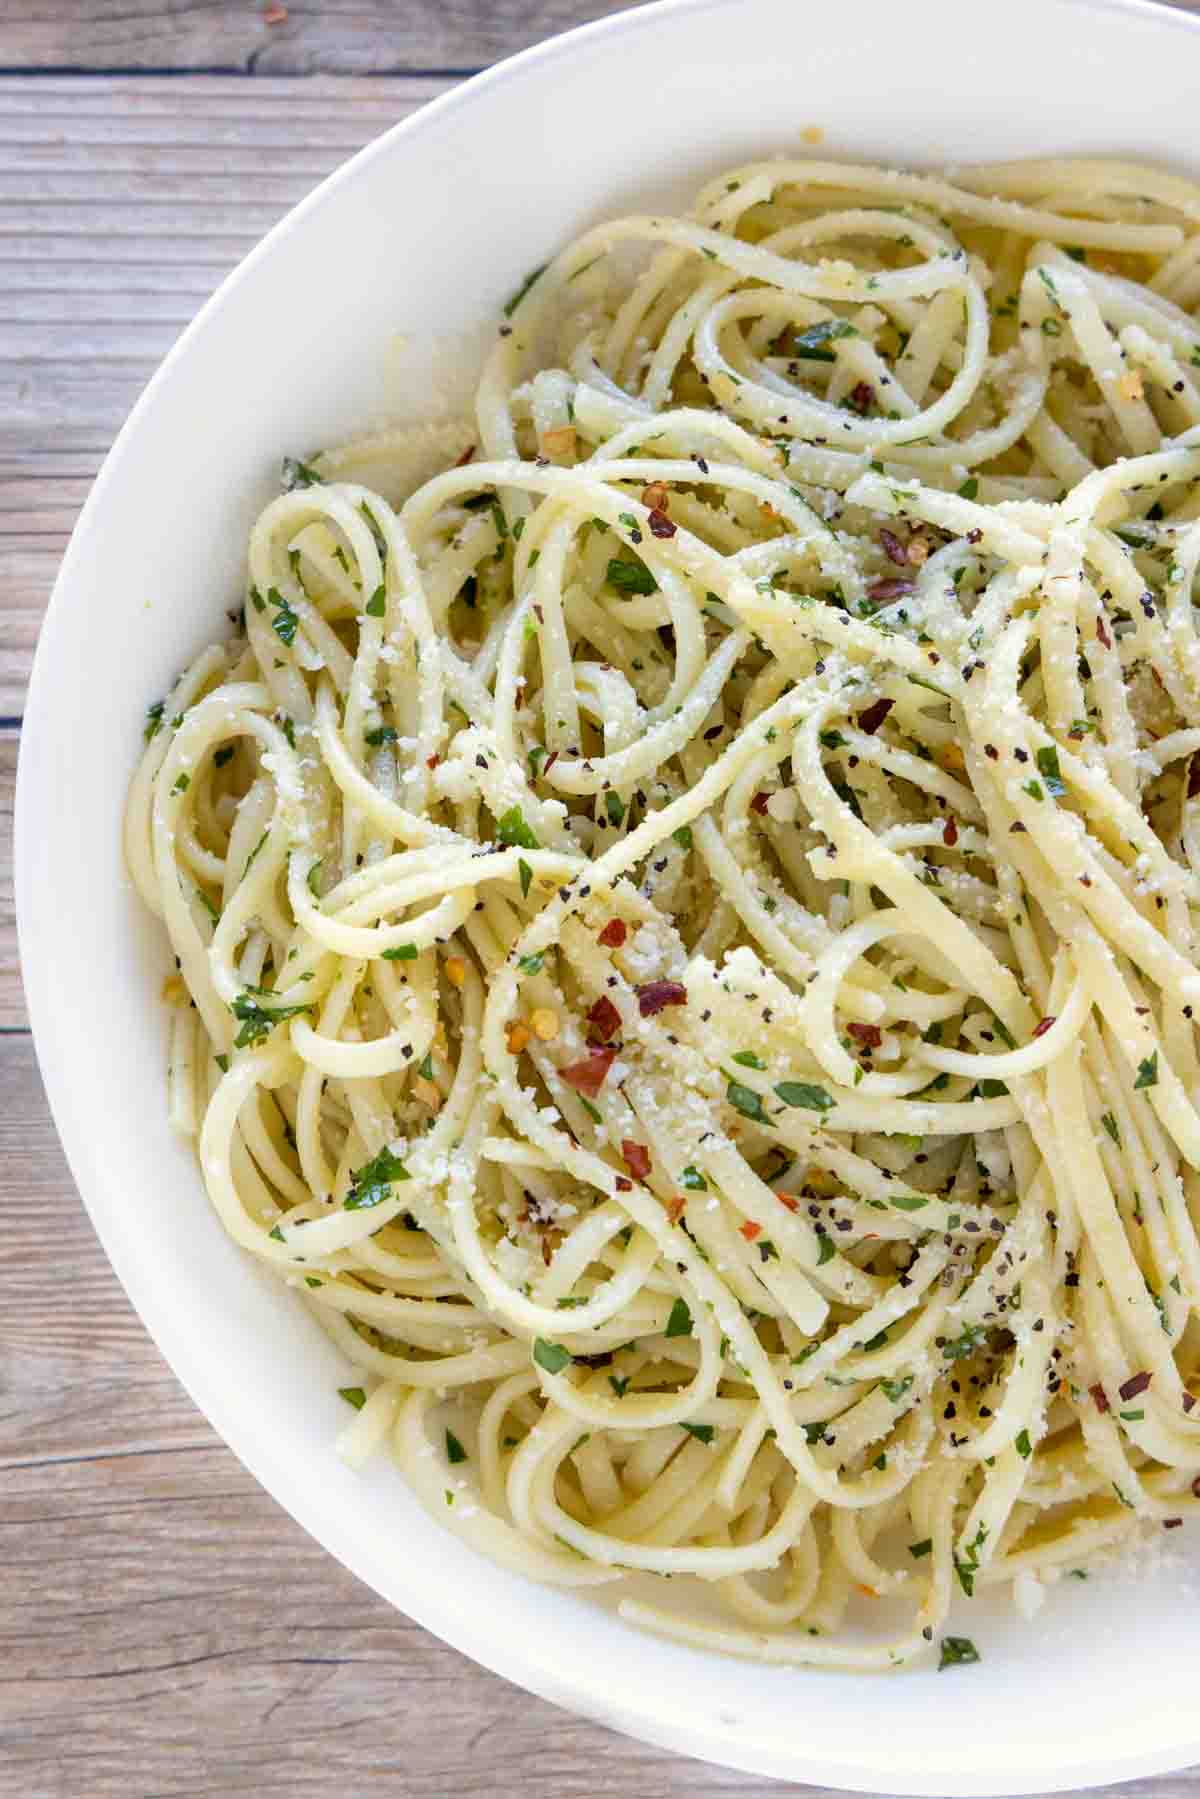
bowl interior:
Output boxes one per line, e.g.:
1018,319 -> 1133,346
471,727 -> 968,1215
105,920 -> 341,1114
18,0 -> 1200,1789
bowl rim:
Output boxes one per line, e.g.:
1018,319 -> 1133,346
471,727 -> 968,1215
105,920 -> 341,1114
17,0 -> 1200,1789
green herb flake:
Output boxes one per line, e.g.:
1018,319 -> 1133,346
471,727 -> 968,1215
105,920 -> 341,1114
446,1430 -> 467,1465
1015,1428 -> 1032,1458
958,477 -> 979,501
1035,745 -> 1066,798
909,1538 -> 933,1559
382,943 -> 419,961
144,700 -> 166,743
282,456 -> 323,490
533,1338 -> 572,1374
364,583 -> 387,618
1135,1052 -> 1158,1090
339,1386 -> 367,1410
672,825 -> 693,850
503,262 -> 548,318
732,1050 -> 766,1070
939,1636 -> 980,1670
268,586 -> 299,647
343,1145 -> 411,1210
605,791 -> 626,827
230,992 -> 314,1048
681,1166 -> 708,1191
682,1422 -> 715,1444
496,805 -> 540,850
727,1080 -> 771,1125
663,1297 -> 695,1339
517,952 -> 544,975
1101,1112 -> 1121,1145
774,1081 -> 833,1113
607,557 -> 656,596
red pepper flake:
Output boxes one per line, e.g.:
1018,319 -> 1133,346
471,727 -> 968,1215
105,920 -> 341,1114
984,744 -> 999,761
1118,1370 -> 1152,1402
1090,1383 -> 1110,1414
847,1021 -> 883,1050
777,1192 -> 800,1212
1184,1392 -> 1197,1413
615,1176 -> 633,1192
1164,1517 -> 1184,1529
848,381 -> 874,415
426,754 -> 440,769
263,2 -> 288,21
621,1140 -> 651,1181
739,1220 -> 762,1242
1192,1474 -> 1200,1497
857,697 -> 895,736
666,1195 -> 686,1224
1031,1015 -> 1056,1039
750,791 -> 770,816
454,443 -> 476,467
866,577 -> 916,603
597,918 -> 627,948
586,995 -> 622,1043
943,816 -> 959,847
879,528 -> 908,567
641,481 -> 669,513
542,750 -> 559,777
636,979 -> 688,1017
560,1046 -> 616,1097
647,508 -> 677,539
1096,614 -> 1112,650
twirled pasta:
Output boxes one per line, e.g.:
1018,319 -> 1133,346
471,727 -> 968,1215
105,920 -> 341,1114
126,155 -> 1200,1672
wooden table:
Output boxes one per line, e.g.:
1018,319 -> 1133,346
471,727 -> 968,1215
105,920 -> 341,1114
4,5 -> 1200,1795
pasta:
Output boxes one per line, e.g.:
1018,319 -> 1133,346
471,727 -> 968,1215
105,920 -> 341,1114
125,154 -> 1200,1672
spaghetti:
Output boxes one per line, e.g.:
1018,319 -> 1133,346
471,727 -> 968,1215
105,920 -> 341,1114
126,155 -> 1200,1670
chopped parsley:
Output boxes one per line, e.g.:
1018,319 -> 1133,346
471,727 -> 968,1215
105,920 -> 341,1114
664,1297 -> 693,1338
533,1338 -> 572,1374
774,1081 -> 833,1113
343,1146 -> 410,1209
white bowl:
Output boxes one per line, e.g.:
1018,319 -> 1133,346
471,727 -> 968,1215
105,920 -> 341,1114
18,0 -> 1200,1788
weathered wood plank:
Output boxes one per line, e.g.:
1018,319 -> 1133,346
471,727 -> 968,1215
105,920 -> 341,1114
0,732 -> 19,1029
0,77 -> 451,725
0,1037 -> 799,1799
0,1 -> 649,75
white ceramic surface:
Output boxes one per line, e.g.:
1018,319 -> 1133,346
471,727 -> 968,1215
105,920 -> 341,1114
18,0 -> 1200,1788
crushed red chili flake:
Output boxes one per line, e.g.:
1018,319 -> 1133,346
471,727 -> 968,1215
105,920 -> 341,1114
454,443 -> 476,467
647,508 -> 677,539
750,791 -> 770,816
1090,1383 -> 1110,1413
426,754 -> 440,769
597,918 -> 627,948
560,1045 -> 616,1096
943,816 -> 959,847
1184,1392 -> 1197,1413
857,697 -> 895,735
542,750 -> 559,776
615,1176 -> 633,1192
636,979 -> 688,1017
1193,1475 -> 1200,1497
847,1021 -> 883,1049
848,381 -> 874,414
777,1192 -> 800,1212
586,995 -> 622,1043
1164,1517 -> 1184,1529
666,1195 -> 686,1224
1096,614 -> 1112,650
984,744 -> 999,760
621,1140 -> 651,1181
641,481 -> 669,512
739,1220 -> 762,1241
1031,1015 -> 1056,1039
866,577 -> 916,603
879,528 -> 908,567
1119,1370 -> 1152,1402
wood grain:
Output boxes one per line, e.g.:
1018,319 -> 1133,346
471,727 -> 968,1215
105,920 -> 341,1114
0,1 -> 650,76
